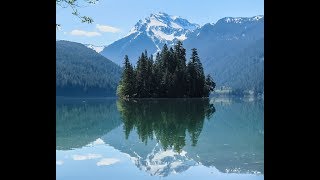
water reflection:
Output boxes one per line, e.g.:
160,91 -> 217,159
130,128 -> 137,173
56,97 -> 264,179
185,99 -> 264,174
117,99 -> 215,152
56,98 -> 122,150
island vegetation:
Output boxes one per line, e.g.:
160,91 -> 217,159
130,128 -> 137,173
117,41 -> 216,98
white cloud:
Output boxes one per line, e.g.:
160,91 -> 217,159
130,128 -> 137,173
97,158 -> 119,166
63,32 -> 67,35
56,160 -> 64,165
70,30 -> 101,37
96,24 -> 120,33
72,153 -> 102,160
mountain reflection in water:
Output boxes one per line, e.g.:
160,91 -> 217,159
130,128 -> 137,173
56,97 -> 263,178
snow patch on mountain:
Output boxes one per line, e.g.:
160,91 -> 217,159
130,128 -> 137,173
85,44 -> 105,53
151,29 -> 175,41
225,17 -> 243,23
222,15 -> 264,24
252,15 -> 264,21
176,34 -> 187,41
171,15 -> 179,20
148,16 -> 168,28
170,22 -> 182,29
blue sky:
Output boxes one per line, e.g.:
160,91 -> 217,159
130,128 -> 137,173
56,0 -> 264,46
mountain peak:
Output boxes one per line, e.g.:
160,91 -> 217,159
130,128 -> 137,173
126,12 -> 199,42
149,12 -> 180,20
150,12 -> 169,18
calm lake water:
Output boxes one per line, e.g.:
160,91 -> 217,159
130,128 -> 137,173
56,97 -> 264,180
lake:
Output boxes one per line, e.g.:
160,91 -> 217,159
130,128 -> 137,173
56,97 -> 264,180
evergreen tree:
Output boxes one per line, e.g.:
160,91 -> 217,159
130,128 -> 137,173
187,48 -> 206,97
160,44 -> 170,71
186,59 -> 196,97
117,55 -> 135,98
173,41 -> 187,97
152,53 -> 162,97
159,44 -> 170,97
146,51 -> 153,97
135,52 -> 148,98
168,47 -> 176,73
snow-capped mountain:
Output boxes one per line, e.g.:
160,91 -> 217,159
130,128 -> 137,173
126,12 -> 198,43
85,44 -> 105,53
99,13 -> 264,93
100,12 -> 199,65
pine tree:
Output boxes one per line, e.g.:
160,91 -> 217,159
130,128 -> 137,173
136,52 -> 148,98
186,59 -> 196,97
187,48 -> 206,97
146,52 -> 153,97
168,47 -> 176,74
152,53 -> 162,97
160,44 -> 170,71
117,55 -> 135,98
174,41 -> 187,70
159,44 -> 170,97
173,41 -> 187,97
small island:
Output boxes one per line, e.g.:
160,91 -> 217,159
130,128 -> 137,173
117,41 -> 215,98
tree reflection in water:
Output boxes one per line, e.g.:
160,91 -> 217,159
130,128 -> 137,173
117,98 -> 215,152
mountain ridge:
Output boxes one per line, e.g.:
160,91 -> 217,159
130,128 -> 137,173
98,13 -> 263,93
56,40 -> 122,97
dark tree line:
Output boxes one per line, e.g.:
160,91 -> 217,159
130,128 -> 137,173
117,41 -> 216,98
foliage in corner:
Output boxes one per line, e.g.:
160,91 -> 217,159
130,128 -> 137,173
56,0 -> 99,27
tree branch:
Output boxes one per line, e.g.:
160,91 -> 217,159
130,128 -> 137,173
56,0 -> 98,25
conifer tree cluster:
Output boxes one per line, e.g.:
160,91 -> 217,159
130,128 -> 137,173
117,41 -> 215,98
